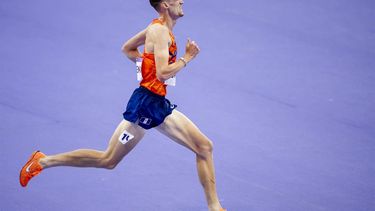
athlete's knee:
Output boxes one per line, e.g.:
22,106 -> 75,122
101,158 -> 118,169
196,139 -> 213,159
105,162 -> 117,170
99,154 -> 119,170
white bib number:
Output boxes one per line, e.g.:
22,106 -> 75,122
136,58 -> 143,81
164,76 -> 176,86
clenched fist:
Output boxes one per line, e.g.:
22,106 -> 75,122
184,38 -> 200,62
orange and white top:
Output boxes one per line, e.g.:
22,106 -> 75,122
140,19 -> 178,96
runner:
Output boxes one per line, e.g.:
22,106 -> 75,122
20,1 -> 226,210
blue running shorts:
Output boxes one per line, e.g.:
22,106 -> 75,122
123,86 -> 177,129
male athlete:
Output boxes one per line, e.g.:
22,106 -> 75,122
20,0 -> 226,210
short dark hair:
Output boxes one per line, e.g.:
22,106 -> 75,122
150,0 -> 163,11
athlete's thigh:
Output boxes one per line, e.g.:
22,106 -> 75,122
156,109 -> 210,153
105,119 -> 146,162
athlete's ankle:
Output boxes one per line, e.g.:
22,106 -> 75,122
38,157 -> 48,168
208,203 -> 222,211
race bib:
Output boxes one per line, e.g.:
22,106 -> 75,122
164,76 -> 176,86
136,58 -> 143,81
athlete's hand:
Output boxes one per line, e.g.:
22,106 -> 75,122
184,38 -> 200,62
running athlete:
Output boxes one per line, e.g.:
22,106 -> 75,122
20,1 -> 226,210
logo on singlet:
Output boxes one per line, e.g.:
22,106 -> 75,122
169,51 -> 177,64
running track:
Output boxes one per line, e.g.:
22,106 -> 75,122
1,1 -> 374,210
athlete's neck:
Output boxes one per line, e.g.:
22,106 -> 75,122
158,14 -> 176,31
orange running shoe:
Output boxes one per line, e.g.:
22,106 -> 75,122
19,151 -> 46,187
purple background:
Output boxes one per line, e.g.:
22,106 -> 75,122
1,0 -> 374,210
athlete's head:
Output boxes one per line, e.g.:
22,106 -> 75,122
150,0 -> 184,18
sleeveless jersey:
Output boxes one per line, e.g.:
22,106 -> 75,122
140,19 -> 177,96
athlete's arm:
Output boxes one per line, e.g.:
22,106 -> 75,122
150,24 -> 200,81
122,29 -> 147,63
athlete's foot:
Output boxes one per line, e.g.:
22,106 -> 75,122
209,208 -> 226,211
19,151 -> 46,187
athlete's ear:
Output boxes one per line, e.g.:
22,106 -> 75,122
161,1 -> 169,9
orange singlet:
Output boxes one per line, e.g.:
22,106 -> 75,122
140,19 -> 177,96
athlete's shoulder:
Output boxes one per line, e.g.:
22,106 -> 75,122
147,22 -> 169,38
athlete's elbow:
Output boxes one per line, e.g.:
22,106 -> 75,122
121,43 -> 130,55
122,39 -> 136,55
156,72 -> 168,82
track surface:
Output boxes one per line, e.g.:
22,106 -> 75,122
1,1 -> 374,210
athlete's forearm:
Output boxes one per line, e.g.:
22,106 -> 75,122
123,48 -> 142,63
122,29 -> 147,62
157,58 -> 187,81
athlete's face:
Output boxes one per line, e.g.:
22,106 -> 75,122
164,0 -> 184,18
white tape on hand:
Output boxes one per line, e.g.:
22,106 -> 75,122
118,130 -> 135,144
